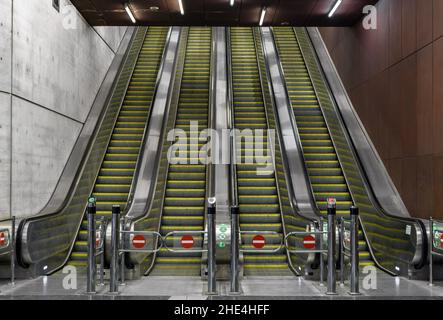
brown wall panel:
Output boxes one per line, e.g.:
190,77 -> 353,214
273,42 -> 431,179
319,0 -> 443,219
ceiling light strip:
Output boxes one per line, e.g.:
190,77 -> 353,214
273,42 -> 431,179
124,3 -> 136,23
178,0 -> 184,15
328,0 -> 343,18
259,7 -> 267,26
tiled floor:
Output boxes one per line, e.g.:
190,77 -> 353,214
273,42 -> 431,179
0,272 -> 442,300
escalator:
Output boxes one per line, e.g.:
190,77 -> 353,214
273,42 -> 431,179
67,27 -> 169,267
272,27 -> 374,267
150,27 -> 212,276
230,27 -> 292,276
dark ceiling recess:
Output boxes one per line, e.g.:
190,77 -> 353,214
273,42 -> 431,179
70,0 -> 379,27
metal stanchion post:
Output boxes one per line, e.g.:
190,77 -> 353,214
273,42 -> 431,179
326,199 -> 337,295
87,202 -> 97,294
319,218 -> 324,286
207,197 -> 217,295
429,217 -> 433,287
349,206 -> 361,295
99,217 -> 105,286
230,205 -> 240,294
10,216 -> 15,286
120,217 -> 126,286
339,217 -> 345,287
109,205 -> 120,294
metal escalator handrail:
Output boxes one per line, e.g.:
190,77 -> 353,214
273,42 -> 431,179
260,27 -> 320,223
124,27 -> 189,271
125,27 -> 173,217
226,28 -> 238,209
17,27 -> 144,272
305,27 -> 412,219
256,27 -> 319,274
295,27 -> 425,271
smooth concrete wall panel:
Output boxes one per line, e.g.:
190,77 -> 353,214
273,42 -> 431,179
94,26 -> 128,53
319,0 -> 443,219
0,0 -> 12,93
11,97 -> 82,217
0,93 -> 11,219
1,1 -> 127,218
12,0 -> 116,123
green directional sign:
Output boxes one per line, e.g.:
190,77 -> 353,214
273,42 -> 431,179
219,224 -> 227,233
88,196 -> 96,204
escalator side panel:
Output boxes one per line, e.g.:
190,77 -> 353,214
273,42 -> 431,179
19,28 -> 150,273
68,27 -> 170,267
150,27 -> 212,276
292,28 -> 422,273
272,27 -> 373,268
231,27 -> 292,276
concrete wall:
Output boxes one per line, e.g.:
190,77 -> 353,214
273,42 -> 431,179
319,0 -> 443,220
0,0 -> 128,218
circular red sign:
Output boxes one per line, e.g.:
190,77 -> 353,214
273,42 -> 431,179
441,234 -> 443,248
0,232 -> 5,246
303,235 -> 316,249
132,235 -> 147,249
252,235 -> 266,249
181,235 -> 194,249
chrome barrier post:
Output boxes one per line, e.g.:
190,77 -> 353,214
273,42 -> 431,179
99,217 -> 105,286
207,197 -> 217,295
86,202 -> 97,294
10,216 -> 15,286
326,199 -> 337,295
109,205 -> 120,294
319,218 -> 324,286
120,217 -> 126,286
339,217 -> 345,287
230,205 -> 240,294
349,206 -> 361,295
429,217 -> 433,287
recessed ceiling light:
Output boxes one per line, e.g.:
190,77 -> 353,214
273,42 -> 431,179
149,6 -> 160,12
178,0 -> 184,15
328,0 -> 342,18
259,7 -> 267,26
125,3 -> 136,23
230,0 -> 234,6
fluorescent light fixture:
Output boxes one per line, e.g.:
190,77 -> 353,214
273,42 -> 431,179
230,0 -> 234,6
178,0 -> 184,15
125,3 -> 136,23
328,0 -> 342,18
259,7 -> 267,26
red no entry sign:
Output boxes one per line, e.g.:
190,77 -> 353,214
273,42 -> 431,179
132,235 -> 147,249
181,235 -> 194,249
303,235 -> 316,249
0,232 -> 6,247
252,235 -> 266,249
441,234 -> 443,248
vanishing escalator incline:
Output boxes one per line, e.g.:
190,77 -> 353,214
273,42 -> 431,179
67,27 -> 169,267
272,27 -> 374,267
150,27 -> 212,276
230,27 -> 293,276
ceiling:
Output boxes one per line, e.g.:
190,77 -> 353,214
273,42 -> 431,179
71,0 -> 379,26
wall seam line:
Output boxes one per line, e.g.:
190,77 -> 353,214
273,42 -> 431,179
9,0 -> 13,219
7,93 -> 85,125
